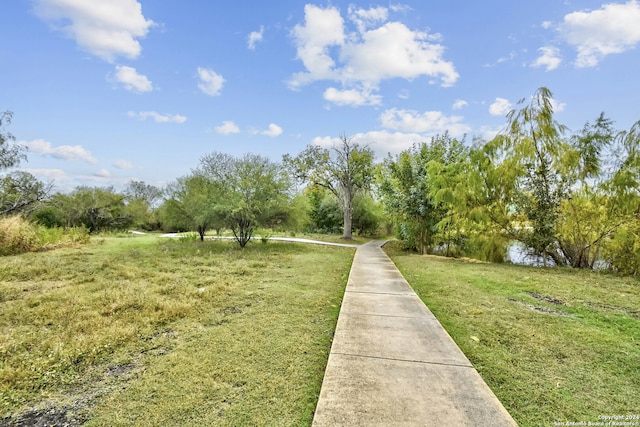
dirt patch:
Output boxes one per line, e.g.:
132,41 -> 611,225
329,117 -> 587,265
105,362 -> 136,377
526,291 -> 566,306
2,399 -> 90,427
508,298 -> 570,316
3,332 -> 174,426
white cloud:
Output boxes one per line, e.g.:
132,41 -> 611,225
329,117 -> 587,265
532,46 -> 562,71
113,159 -> 134,169
289,4 -> 458,105
33,0 -> 155,62
19,139 -> 98,164
113,65 -> 152,92
550,98 -> 566,113
541,20 -> 553,29
379,108 -> 471,136
197,67 -> 225,96
323,87 -> 382,106
348,5 -> 388,32
560,0 -> 640,67
247,26 -> 264,50
215,120 -> 240,135
289,4 -> 345,88
389,3 -> 412,13
452,99 -> 468,110
261,123 -> 283,137
94,168 -> 111,178
127,111 -> 187,123
489,98 -> 512,116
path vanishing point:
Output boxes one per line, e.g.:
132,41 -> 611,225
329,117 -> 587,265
312,240 -> 519,426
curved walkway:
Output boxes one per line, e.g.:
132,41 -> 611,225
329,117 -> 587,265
312,240 -> 518,426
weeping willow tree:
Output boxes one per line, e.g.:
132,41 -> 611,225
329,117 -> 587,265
469,88 -> 577,265
469,87 -> 640,270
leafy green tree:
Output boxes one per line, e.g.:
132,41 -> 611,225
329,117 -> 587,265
216,153 -> 292,248
305,186 -> 342,233
305,186 -> 381,236
164,152 -> 292,247
284,134 -> 374,240
378,133 -> 467,254
601,119 -> 640,274
468,88 -> 575,265
0,111 -> 48,217
1,171 -> 52,216
160,174 -> 224,240
124,180 -> 163,230
51,187 -> 132,233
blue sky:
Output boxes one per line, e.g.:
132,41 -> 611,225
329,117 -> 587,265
2,0 -> 639,191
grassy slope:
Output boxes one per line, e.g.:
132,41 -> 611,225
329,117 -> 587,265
0,235 -> 353,426
386,243 -> 640,427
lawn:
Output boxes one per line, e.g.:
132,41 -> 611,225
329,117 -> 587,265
0,234 -> 354,426
385,242 -> 640,427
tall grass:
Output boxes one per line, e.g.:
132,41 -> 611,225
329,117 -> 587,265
0,216 -> 89,256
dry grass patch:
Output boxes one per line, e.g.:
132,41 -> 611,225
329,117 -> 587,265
1,235 -> 353,425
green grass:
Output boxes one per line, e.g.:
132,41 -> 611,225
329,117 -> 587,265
0,234 -> 354,425
385,242 -> 640,427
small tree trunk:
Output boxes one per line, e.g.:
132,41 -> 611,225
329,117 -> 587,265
342,203 -> 353,240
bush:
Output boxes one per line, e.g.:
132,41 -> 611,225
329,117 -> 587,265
0,216 -> 89,256
0,216 -> 38,255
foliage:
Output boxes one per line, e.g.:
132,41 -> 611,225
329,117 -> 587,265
467,87 -> 640,272
0,215 -> 89,256
161,152 -> 293,247
123,180 -> 163,231
160,174 -> 225,240
284,134 -> 374,240
0,171 -> 53,216
305,186 -> 382,236
47,187 -> 133,233
378,133 -> 468,254
0,112 -> 50,218
197,152 -> 292,248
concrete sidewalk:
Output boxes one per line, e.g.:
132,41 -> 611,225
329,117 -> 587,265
312,241 -> 518,427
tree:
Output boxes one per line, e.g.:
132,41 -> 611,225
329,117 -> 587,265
162,152 -> 292,247
378,133 -> 467,254
124,180 -> 163,230
284,134 -> 374,240
205,153 -> 291,248
160,174 -> 224,240
0,111 -> 26,171
468,88 -> 574,265
0,111 -> 52,218
0,171 -> 52,216
305,186 -> 382,236
51,187 -> 132,233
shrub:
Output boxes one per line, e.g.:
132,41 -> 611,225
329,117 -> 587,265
0,216 -> 38,255
0,216 -> 90,256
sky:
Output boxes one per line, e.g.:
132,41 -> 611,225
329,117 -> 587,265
2,0 -> 639,192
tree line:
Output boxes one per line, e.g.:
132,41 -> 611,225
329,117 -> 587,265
2,87 -> 640,275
